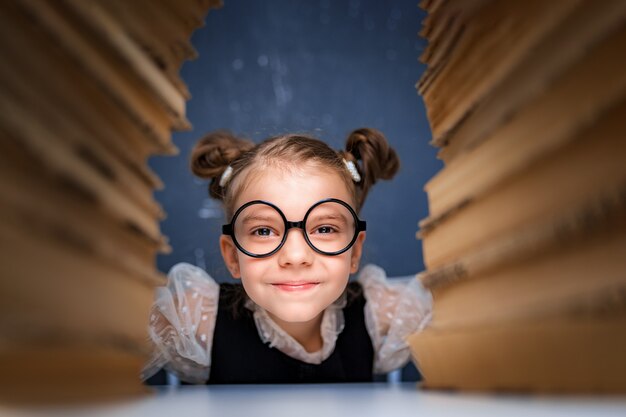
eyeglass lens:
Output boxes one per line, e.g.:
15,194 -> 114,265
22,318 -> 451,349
232,201 -> 357,256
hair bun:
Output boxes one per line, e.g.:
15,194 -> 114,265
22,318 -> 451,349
345,127 -> 400,208
346,127 -> 399,179
190,130 -> 255,199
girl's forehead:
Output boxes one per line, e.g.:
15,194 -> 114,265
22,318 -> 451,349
233,165 -> 354,214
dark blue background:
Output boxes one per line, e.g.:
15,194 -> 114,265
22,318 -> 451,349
149,0 -> 441,381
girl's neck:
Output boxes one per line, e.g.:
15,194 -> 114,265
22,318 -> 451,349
267,311 -> 324,353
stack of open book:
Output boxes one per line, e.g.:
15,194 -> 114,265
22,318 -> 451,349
408,0 -> 626,392
0,0 -> 220,402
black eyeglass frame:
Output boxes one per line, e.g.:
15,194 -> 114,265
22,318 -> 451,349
222,198 -> 367,258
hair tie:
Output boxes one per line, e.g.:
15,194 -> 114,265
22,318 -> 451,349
343,159 -> 361,183
219,165 -> 234,187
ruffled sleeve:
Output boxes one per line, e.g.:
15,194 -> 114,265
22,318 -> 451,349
358,264 -> 433,374
141,262 -> 219,384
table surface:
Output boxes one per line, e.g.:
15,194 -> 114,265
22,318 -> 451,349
5,382 -> 626,417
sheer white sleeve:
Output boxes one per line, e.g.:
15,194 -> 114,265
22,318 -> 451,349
358,264 -> 433,374
141,262 -> 220,384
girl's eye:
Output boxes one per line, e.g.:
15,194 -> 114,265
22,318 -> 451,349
314,226 -> 336,234
253,227 -> 273,236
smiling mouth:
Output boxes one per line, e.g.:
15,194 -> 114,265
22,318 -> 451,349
271,282 -> 320,292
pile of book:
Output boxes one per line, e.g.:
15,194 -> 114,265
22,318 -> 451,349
0,0 -> 220,403
408,0 -> 626,392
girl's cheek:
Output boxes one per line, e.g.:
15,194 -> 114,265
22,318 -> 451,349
239,258 -> 269,279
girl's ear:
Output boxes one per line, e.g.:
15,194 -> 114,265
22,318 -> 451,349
350,231 -> 366,274
220,235 -> 241,279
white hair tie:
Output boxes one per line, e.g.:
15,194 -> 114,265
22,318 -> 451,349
219,165 -> 234,187
343,158 -> 361,183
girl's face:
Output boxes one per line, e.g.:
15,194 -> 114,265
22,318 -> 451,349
219,164 -> 365,326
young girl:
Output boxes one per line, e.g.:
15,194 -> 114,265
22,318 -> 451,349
142,128 -> 432,384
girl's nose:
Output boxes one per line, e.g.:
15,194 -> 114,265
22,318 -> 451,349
277,229 -> 314,267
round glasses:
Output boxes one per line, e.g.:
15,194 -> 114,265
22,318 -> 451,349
222,198 -> 366,258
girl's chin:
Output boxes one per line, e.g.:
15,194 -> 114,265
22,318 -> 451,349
266,307 -> 325,325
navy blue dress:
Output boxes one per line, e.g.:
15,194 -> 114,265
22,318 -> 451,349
207,282 -> 374,384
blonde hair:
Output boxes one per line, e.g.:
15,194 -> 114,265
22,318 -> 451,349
190,128 -> 400,218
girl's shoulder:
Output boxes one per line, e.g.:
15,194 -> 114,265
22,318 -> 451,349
162,262 -> 221,305
144,263 -> 221,383
356,263 -> 411,286
354,264 -> 433,374
356,263 -> 429,299
167,262 -> 218,286
166,263 -> 250,315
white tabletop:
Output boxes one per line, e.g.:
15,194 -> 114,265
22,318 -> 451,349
6,382 -> 626,417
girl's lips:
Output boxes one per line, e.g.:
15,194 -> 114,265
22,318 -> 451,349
271,282 -> 319,292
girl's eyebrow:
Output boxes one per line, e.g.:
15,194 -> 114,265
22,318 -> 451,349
308,213 -> 348,222
240,214 -> 277,224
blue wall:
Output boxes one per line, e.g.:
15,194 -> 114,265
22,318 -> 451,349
151,0 -> 440,281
